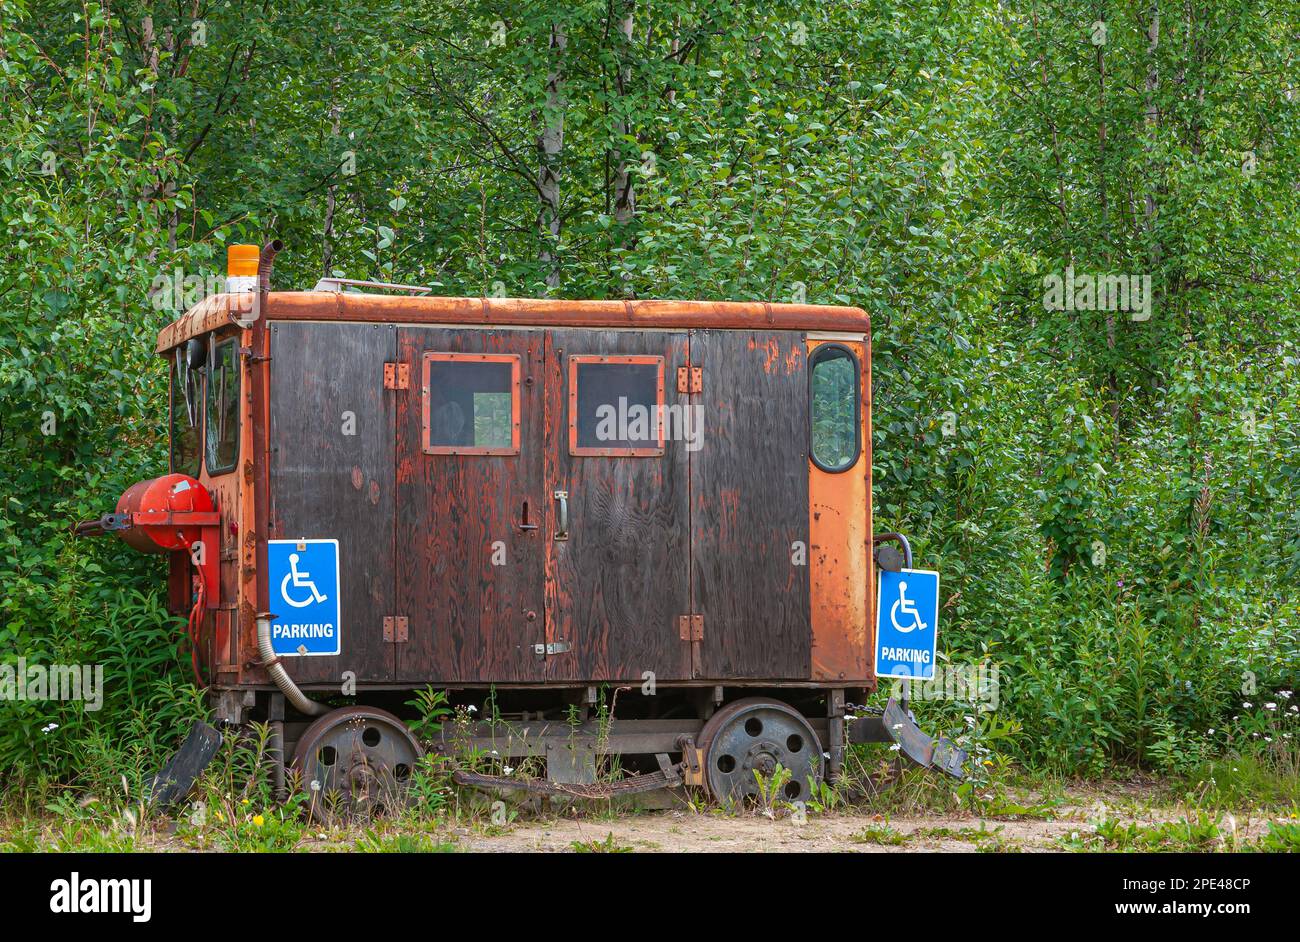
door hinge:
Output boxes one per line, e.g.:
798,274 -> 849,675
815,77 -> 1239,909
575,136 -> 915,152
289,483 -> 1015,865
383,615 -> 409,642
384,362 -> 410,390
678,614 -> 704,641
533,640 -> 571,657
676,366 -> 702,394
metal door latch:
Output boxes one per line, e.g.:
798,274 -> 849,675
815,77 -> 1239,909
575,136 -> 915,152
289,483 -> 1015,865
533,640 -> 572,657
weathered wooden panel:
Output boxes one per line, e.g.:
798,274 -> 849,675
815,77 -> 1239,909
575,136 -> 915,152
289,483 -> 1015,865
544,329 -> 692,682
395,328 -> 545,683
691,330 -> 811,680
269,321 -> 395,684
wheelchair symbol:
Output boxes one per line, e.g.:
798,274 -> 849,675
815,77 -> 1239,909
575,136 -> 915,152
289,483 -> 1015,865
890,581 -> 928,634
281,552 -> 328,608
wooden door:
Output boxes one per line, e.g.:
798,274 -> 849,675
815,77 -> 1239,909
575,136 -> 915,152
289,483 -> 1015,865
690,329 -> 811,680
395,327 -> 546,683
269,321 -> 396,685
542,329 -> 693,682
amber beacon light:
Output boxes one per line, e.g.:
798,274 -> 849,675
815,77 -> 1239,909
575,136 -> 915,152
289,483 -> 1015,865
225,242 -> 259,291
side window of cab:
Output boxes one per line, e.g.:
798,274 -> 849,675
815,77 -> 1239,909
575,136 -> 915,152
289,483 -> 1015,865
170,349 -> 202,477
205,338 -> 240,475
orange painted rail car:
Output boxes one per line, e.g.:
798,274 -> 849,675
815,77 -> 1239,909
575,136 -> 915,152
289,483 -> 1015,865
80,242 -> 964,811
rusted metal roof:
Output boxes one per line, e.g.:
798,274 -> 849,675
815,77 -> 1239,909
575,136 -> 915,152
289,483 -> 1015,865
155,291 -> 870,354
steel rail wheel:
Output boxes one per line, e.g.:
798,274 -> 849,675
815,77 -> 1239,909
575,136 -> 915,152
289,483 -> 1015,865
291,706 -> 422,821
697,698 -> 823,807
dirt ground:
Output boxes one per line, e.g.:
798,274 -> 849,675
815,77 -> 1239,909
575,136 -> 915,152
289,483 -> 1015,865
454,810 -> 1071,852
442,781 -> 1277,853
6,779 -> 1286,852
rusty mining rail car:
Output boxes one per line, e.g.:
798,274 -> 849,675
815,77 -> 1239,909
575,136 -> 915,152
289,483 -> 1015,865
79,241 -> 964,812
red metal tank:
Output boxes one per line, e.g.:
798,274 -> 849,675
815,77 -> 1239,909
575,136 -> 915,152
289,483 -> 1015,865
114,473 -> 216,553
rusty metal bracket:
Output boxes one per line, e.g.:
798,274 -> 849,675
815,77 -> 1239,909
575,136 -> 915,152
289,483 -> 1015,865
847,698 -> 966,779
677,614 -> 704,641
872,532 -> 913,570
383,362 -> 410,390
676,366 -> 702,394
383,615 -> 409,642
676,734 -> 703,787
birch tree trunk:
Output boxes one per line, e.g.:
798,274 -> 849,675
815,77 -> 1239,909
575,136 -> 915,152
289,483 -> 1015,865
323,77 -> 342,276
1095,23 -> 1118,426
611,1 -> 637,233
1143,8 -> 1160,271
537,22 -> 567,290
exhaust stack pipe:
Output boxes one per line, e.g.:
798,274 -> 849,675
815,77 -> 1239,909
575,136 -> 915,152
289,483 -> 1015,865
257,239 -> 283,297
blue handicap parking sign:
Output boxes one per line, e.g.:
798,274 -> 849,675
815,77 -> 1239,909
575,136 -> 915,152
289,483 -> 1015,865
875,568 -> 940,680
268,539 -> 341,656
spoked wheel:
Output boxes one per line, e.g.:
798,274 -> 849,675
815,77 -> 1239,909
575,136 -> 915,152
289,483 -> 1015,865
291,706 -> 422,822
698,698 -> 823,807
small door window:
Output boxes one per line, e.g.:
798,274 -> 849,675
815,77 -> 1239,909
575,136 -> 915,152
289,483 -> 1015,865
205,339 -> 240,475
809,344 -> 860,472
568,355 -> 665,456
422,353 -> 520,455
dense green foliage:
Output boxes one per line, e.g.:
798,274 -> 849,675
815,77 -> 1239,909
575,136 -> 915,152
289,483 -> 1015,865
1,0 -> 1296,791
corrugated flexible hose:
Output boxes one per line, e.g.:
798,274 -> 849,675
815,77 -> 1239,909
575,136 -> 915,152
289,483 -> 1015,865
256,616 -> 330,717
